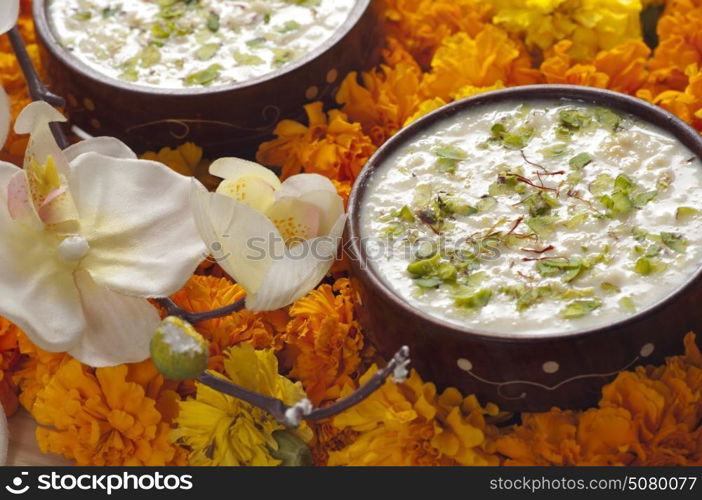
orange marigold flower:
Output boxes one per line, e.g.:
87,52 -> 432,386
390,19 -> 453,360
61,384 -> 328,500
640,64 -> 702,131
282,278 -> 364,406
13,331 -> 71,413
169,275 -> 287,372
0,318 -> 20,416
309,421 -> 359,466
541,39 -> 650,94
32,359 -> 185,466
328,368 -> 500,466
331,179 -> 352,210
383,0 -> 492,66
420,26 -> 540,102
498,333 -> 702,466
256,102 -> 376,181
336,62 -> 425,145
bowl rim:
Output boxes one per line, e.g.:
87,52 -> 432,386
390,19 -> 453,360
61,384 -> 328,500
346,84 -> 702,344
32,0 -> 370,96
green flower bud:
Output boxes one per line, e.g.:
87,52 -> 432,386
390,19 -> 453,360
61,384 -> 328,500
269,430 -> 313,467
150,316 -> 209,380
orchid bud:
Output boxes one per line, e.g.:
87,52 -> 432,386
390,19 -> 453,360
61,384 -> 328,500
150,316 -> 209,380
269,430 -> 313,467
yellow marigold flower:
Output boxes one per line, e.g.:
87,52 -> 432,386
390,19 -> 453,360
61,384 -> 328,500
420,27 -> 540,102
32,359 -> 185,466
140,142 -> 218,189
403,97 -> 448,127
256,102 -> 376,181
541,39 -> 650,94
282,279 -> 364,406
498,333 -> 702,466
168,275 -> 286,372
487,0 -> 643,61
336,63 -> 425,145
309,421 -> 359,466
383,0 -> 492,66
172,344 -> 312,466
328,367 -> 500,466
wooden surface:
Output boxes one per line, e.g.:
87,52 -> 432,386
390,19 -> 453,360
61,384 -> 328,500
6,410 -> 71,466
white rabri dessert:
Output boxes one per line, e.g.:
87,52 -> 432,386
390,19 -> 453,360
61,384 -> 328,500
361,101 -> 702,334
48,0 -> 355,88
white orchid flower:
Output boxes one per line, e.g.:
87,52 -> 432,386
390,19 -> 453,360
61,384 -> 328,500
0,101 -> 207,367
192,158 -> 345,311
0,0 -> 20,149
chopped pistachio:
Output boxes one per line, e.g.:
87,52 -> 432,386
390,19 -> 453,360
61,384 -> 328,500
207,12 -> 220,32
184,64 -> 223,86
195,43 -> 220,61
676,206 -> 699,220
437,263 -> 458,281
661,232 -> 688,253
246,37 -> 267,48
398,205 -> 415,222
560,299 -> 602,319
415,241 -> 437,260
541,144 -> 569,158
564,213 -> 588,229
407,254 -> 440,276
526,216 -> 557,237
569,152 -> 593,169
634,257 -> 654,275
414,277 -> 442,289
140,45 -> 162,67
233,51 -> 265,65
632,227 -> 648,242
454,289 -> 493,310
619,296 -> 636,313
590,173 -> 614,195
594,107 -> 622,131
278,20 -> 301,33
600,282 -> 621,294
476,196 -> 497,213
632,190 -> 658,207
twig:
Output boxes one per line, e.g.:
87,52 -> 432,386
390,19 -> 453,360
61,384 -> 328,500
8,27 -> 69,149
197,346 -> 411,427
155,297 -> 246,324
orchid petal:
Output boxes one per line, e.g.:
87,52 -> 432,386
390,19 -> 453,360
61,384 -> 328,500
68,152 -> 206,297
0,406 -> 6,465
275,174 -> 344,236
266,198 -> 321,243
0,162 -> 85,352
6,169 -> 43,230
15,102 -> 70,176
210,157 -> 282,190
246,213 -> 346,311
0,87 -> 9,150
211,158 -> 281,213
69,270 -> 159,367
0,0 -> 19,35
37,185 -> 79,227
63,137 -> 137,162
191,184 -> 284,294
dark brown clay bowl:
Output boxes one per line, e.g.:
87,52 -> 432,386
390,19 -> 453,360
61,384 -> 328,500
345,84 -> 702,413
32,0 -> 382,157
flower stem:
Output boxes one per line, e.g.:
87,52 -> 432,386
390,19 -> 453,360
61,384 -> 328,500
155,297 -> 246,324
197,346 -> 411,428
